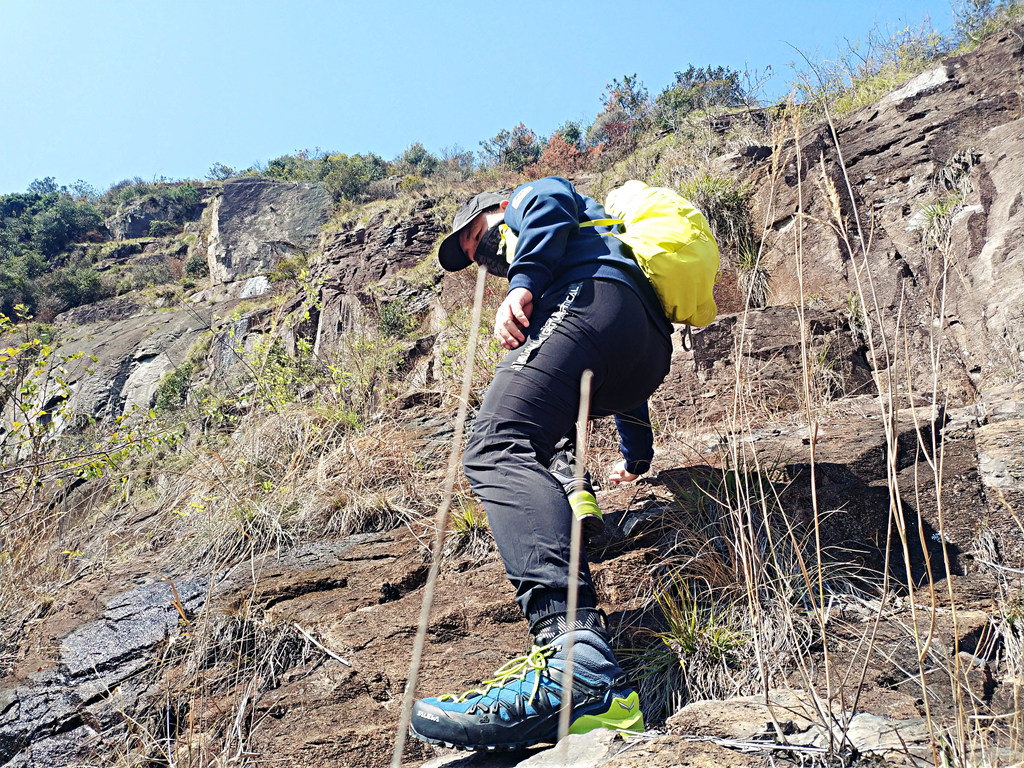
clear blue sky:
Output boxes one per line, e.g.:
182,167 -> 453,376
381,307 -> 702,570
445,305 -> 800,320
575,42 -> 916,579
0,0 -> 957,195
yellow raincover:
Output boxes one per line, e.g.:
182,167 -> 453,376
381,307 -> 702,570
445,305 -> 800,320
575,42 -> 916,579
602,180 -> 719,327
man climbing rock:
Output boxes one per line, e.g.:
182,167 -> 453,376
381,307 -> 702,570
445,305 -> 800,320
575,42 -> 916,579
409,176 -> 673,751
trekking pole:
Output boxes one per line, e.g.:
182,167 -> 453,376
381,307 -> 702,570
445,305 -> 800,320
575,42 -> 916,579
556,369 -> 594,752
391,265 -> 489,768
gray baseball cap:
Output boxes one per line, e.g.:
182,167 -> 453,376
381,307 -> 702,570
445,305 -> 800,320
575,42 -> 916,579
438,191 -> 508,272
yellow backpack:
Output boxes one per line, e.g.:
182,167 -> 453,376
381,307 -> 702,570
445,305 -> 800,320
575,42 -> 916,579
585,180 -> 719,327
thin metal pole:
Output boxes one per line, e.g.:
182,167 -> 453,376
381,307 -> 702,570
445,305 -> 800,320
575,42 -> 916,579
390,266 -> 489,768
556,369 -> 594,753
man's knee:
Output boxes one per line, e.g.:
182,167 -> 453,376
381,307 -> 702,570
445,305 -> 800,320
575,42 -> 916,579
462,425 -> 505,485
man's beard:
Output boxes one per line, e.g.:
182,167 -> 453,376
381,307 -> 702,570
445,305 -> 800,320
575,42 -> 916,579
474,224 -> 509,278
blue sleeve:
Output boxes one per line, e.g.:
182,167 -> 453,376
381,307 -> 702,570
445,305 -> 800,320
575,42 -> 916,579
502,177 -> 579,298
614,402 -> 654,475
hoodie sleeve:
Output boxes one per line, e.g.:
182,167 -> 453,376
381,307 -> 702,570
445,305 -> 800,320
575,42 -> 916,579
503,177 -> 580,298
614,402 -> 655,475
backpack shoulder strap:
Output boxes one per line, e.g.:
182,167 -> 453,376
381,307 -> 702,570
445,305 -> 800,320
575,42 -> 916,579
579,218 -> 624,229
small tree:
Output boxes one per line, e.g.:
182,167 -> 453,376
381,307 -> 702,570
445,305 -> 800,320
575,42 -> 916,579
321,153 -> 388,201
653,65 -> 750,131
551,121 -> 585,151
601,74 -> 651,121
27,177 -> 61,195
479,123 -> 542,171
954,0 -> 996,43
396,142 -> 440,177
586,75 -> 651,159
207,162 -> 236,181
531,133 -> 588,176
68,180 -> 98,202
439,146 -> 476,180
263,153 -> 317,181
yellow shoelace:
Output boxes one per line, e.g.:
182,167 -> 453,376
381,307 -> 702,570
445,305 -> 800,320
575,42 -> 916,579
438,644 -> 556,706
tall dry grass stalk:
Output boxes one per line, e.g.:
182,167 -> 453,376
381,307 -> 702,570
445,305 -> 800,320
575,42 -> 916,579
622,77 -> 1020,764
690,82 -> 1017,763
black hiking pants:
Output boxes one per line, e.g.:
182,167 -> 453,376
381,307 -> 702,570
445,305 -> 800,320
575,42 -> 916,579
462,278 -> 672,629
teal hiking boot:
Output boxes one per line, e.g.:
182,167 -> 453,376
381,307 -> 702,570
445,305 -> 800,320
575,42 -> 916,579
409,627 -> 643,751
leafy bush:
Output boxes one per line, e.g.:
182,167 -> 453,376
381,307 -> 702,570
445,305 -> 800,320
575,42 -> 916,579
679,172 -> 754,252
378,297 -> 415,338
652,66 -> 751,131
796,21 -> 951,117
148,220 -> 178,237
953,0 -> 1023,46
268,252 -> 308,282
528,133 -> 589,177
36,265 -> 113,317
479,123 -> 542,171
155,361 -> 196,412
99,179 -> 202,214
585,75 -> 652,161
2,191 -> 103,260
169,182 -> 201,209
0,252 -> 46,316
585,107 -> 631,150
321,152 -> 388,201
437,146 -> 476,181
207,162 -> 236,181
1,188 -> 107,315
395,143 -> 440,177
184,254 -> 209,278
26,177 -> 61,195
263,152 -> 322,181
601,74 -> 651,122
101,178 -> 167,209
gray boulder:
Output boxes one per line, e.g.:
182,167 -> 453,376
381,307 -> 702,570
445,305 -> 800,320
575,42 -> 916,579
205,178 -> 333,284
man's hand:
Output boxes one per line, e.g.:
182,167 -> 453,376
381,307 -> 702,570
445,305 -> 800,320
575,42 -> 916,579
494,287 -> 533,349
608,460 -> 640,485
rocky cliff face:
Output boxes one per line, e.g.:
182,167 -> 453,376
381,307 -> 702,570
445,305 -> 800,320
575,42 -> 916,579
745,25 -> 1023,402
1,178 -> 341,448
306,198 -> 444,352
203,178 -> 333,285
1,27 -> 1022,768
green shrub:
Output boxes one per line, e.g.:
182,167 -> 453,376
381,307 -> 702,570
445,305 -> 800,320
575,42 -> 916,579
184,254 -> 209,277
679,172 -> 754,252
479,123 -> 542,171
797,20 -> 951,118
395,143 -> 439,177
207,162 -> 236,181
321,152 -> 388,201
169,182 -> 200,209
148,220 -> 178,237
378,297 -> 415,338
1,190 -> 103,263
437,147 -> 476,181
269,252 -> 308,282
263,153 -> 320,181
652,66 -> 750,131
99,179 -> 201,215
40,265 -> 112,314
155,361 -> 195,412
954,0 -> 1023,47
